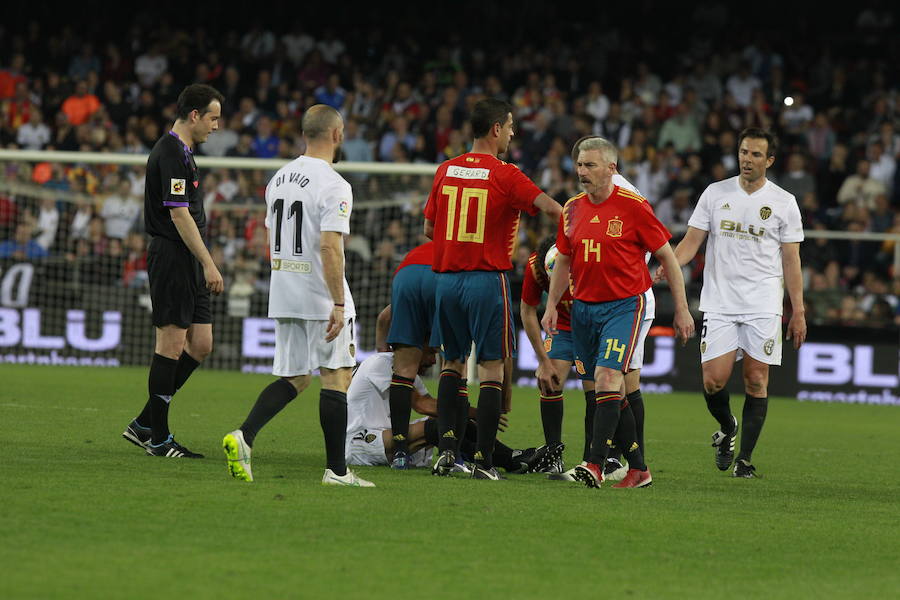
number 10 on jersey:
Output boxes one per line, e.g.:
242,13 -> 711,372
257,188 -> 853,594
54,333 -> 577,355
442,185 -> 487,243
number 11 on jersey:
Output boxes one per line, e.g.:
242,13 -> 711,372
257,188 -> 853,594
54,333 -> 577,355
272,198 -> 303,255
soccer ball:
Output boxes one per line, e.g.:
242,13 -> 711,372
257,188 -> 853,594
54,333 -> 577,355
544,245 -> 559,276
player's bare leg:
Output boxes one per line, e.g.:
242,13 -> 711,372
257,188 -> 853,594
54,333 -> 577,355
734,356 -> 770,477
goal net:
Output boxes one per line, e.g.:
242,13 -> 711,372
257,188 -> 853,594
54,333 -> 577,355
0,150 -> 436,372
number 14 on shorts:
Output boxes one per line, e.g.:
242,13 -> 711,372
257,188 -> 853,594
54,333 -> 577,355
604,338 -> 625,363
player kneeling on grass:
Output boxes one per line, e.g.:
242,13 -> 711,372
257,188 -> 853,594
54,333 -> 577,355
346,349 -> 548,475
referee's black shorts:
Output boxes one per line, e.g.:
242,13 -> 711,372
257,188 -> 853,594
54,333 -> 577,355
147,237 -> 211,329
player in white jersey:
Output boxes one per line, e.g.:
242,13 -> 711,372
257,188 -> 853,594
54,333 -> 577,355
346,350 -> 547,473
659,128 -> 806,478
223,105 -> 373,487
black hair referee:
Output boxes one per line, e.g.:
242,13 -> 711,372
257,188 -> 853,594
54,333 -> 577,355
122,84 -> 224,458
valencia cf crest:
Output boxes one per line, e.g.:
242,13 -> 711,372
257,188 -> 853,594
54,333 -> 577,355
544,337 -> 553,352
700,341 -> 707,354
763,338 -> 775,356
349,343 -> 356,358
759,206 -> 772,220
364,433 -> 377,444
607,218 -> 623,237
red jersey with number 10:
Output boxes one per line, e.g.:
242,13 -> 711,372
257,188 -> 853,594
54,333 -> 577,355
424,153 -> 542,272
556,188 -> 671,303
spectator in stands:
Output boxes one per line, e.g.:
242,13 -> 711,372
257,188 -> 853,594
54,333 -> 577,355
101,176 -> 141,239
61,80 -> 101,126
250,115 -> 280,158
314,73 -> 347,110
777,153 -> 816,202
837,159 -> 887,209
725,61 -> 761,108
0,222 -> 48,260
655,187 -> 694,230
378,115 -> 416,162
134,43 -> 168,88
866,140 -> 896,194
657,103 -> 701,154
34,198 -> 60,252
16,108 -> 50,150
806,112 -> 836,165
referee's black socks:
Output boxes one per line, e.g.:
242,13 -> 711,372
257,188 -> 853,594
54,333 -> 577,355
147,353 -> 178,445
240,377 -> 297,447
319,389 -> 348,476
137,350 -> 201,430
388,374 -> 415,455
704,388 -> 735,434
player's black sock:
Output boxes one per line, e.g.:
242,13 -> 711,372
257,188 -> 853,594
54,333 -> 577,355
540,390 -> 564,445
454,381 -> 469,456
588,392 -> 621,465
614,399 -> 647,471
239,377 -> 297,447
424,418 -> 440,446
583,390 -> 596,462
147,353 -> 178,444
737,395 -> 768,462
136,351 -> 201,428
475,381 -> 503,468
319,389 -> 348,476
626,389 -> 646,457
704,388 -> 734,434
491,439 -> 516,471
388,374 -> 415,455
437,370 -> 461,453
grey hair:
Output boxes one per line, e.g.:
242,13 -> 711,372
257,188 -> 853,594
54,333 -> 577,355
572,135 -> 618,165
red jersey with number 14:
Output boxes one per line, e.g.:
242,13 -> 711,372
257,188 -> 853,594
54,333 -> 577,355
557,188 -> 671,302
521,252 -> 572,331
424,153 -> 541,272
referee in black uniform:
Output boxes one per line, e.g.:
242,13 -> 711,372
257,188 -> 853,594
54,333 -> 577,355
122,84 -> 224,458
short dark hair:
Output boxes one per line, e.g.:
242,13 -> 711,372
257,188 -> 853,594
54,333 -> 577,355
470,98 -> 513,139
738,127 -> 778,159
176,84 -> 224,121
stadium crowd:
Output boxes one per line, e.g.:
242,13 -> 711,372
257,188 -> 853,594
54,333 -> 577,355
0,4 -> 898,330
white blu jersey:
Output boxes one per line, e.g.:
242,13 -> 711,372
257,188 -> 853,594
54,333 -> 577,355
688,176 -> 804,315
613,172 -> 656,319
346,352 -> 429,434
265,155 -> 356,320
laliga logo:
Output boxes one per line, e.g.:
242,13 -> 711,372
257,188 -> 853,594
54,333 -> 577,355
0,308 -> 122,351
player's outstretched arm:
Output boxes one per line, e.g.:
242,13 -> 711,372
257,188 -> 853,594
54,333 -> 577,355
375,304 -> 392,352
782,242 -> 807,349
532,193 -> 563,220
170,206 -> 223,294
321,231 -> 346,342
654,226 -> 707,282
653,242 -> 695,345
411,391 -> 438,418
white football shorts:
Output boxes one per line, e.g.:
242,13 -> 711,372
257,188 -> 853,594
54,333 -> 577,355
272,317 -> 356,377
346,420 -> 431,467
699,312 -> 783,366
628,315 -> 654,371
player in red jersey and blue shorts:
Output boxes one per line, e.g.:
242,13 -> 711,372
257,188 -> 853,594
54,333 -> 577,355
424,98 -> 562,480
542,137 -> 694,489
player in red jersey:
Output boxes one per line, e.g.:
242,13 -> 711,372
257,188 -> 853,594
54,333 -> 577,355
424,98 -> 562,480
542,137 -> 694,489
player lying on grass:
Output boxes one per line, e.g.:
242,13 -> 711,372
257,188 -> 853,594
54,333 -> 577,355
346,348 -> 552,475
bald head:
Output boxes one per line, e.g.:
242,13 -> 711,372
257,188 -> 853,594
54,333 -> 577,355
302,105 -> 343,141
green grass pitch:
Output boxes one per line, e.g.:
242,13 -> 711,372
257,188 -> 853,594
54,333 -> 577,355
2,364 -> 899,599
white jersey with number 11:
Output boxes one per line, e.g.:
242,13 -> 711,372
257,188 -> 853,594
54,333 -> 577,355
264,155 -> 356,320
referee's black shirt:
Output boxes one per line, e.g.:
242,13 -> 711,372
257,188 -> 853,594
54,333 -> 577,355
144,131 -> 206,243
